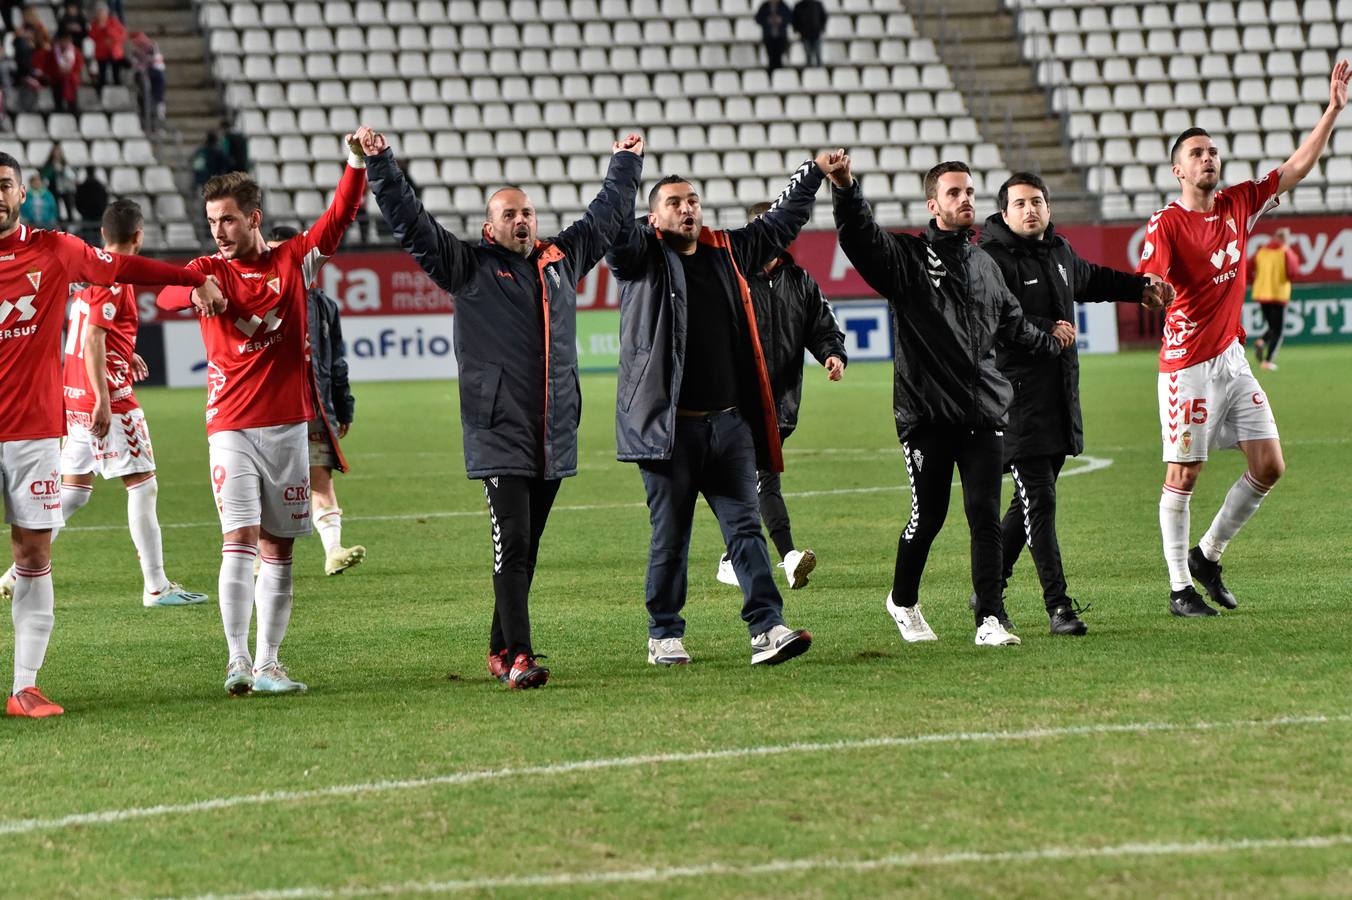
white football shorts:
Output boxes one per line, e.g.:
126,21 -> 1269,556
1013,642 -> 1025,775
1158,341 -> 1279,463
0,438 -> 64,530
207,422 -> 312,537
62,408 -> 157,479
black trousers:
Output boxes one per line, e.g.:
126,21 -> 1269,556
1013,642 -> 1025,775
756,426 -> 794,559
483,475 -> 561,658
892,425 -> 1004,623
639,410 -> 785,639
764,38 -> 788,71
1000,454 -> 1068,612
1258,302 -> 1286,362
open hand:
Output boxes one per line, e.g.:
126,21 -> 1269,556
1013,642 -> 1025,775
131,352 -> 150,382
1331,58 -> 1349,112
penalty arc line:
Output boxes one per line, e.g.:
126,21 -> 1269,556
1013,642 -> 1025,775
0,708 -> 1343,840
64,454 -> 1114,533
169,833 -> 1352,899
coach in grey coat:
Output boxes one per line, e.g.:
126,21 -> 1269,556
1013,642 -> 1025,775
364,128 -> 644,686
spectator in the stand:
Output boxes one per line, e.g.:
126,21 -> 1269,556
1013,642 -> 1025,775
20,173 -> 58,228
218,117 -> 249,172
791,0 -> 827,68
56,2 -> 87,45
0,39 -> 13,128
754,1 -> 792,73
46,32 -> 83,114
129,31 -> 166,130
74,167 -> 108,241
0,2 -> 22,34
40,143 -> 76,224
10,23 -> 41,113
21,5 -> 50,50
190,131 -> 228,188
90,4 -> 127,89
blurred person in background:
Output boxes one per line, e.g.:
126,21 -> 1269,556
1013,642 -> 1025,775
90,3 -> 127,89
1248,226 -> 1299,371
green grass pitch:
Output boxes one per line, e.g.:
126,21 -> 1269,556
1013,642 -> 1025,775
2,345 -> 1349,898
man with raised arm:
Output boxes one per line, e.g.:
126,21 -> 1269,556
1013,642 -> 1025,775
157,133 -> 368,696
362,128 -> 644,690
1138,61 -> 1350,617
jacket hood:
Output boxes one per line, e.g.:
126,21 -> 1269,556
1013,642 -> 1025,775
979,212 -> 1061,256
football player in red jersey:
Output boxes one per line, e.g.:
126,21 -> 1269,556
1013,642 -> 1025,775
157,133 -> 367,697
1138,60 -> 1350,618
0,199 -> 209,610
0,151 -> 223,718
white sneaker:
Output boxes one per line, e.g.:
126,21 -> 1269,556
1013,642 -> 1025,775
779,548 -> 816,589
975,615 -> 1022,646
750,623 -> 812,665
648,637 -> 691,666
715,554 -> 738,587
885,593 -> 938,642
0,565 -> 15,602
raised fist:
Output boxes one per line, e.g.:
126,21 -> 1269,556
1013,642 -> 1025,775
614,133 -> 644,156
815,149 -> 852,188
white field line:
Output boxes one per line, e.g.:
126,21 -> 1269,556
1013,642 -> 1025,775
63,455 -> 1114,533
171,833 -> 1352,899
0,709 -> 1342,841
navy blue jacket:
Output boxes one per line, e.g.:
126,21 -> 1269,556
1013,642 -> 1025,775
307,286 -> 353,472
607,159 -> 825,473
368,148 -> 643,479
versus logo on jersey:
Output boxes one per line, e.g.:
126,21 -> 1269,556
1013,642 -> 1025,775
1210,240 -> 1240,270
235,306 -> 283,338
0,294 -> 37,324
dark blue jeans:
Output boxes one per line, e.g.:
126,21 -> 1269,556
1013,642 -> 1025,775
638,410 -> 785,639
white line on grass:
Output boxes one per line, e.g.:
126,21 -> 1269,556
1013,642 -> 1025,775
170,832 -> 1352,899
63,455 -> 1114,533
0,709 -> 1342,840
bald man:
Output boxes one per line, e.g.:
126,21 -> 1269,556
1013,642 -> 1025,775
363,129 -> 644,690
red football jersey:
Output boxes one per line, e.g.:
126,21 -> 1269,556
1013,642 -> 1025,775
158,163 -> 365,434
63,283 -> 140,414
0,227 -> 130,441
1136,169 -> 1281,372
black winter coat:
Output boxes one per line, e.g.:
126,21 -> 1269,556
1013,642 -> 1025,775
978,213 -> 1148,462
832,179 -> 1062,440
307,286 -> 353,471
607,159 -> 825,473
368,148 -> 642,480
748,253 -> 847,432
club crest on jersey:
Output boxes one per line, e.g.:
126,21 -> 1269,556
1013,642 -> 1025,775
267,276 -> 281,295
1057,263 -> 1068,285
25,269 -> 40,291
1225,215 -> 1238,235
1180,430 -> 1193,456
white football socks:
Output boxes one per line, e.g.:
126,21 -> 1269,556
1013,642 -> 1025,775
126,477 -> 169,593
12,562 -> 54,694
1199,472 -> 1271,562
254,554 -> 294,670
1160,485 -> 1193,591
219,543 -> 257,662
314,507 -> 342,555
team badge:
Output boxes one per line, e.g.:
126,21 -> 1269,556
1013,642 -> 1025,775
1180,431 -> 1193,456
267,276 -> 281,294
1225,215 -> 1237,235
25,268 -> 41,291
1057,263 -> 1068,285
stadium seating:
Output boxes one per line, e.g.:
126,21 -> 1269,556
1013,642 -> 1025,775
198,0 -> 1007,231
1007,0 -> 1352,217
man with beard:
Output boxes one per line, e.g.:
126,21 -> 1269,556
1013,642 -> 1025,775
829,158 -> 1073,648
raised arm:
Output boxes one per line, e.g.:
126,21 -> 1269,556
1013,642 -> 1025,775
553,134 -> 644,276
828,155 -> 918,298
300,134 -> 368,270
1278,59 -> 1349,194
728,154 -> 829,275
360,130 -> 476,295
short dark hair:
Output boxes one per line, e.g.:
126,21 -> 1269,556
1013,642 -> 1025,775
746,201 -> 773,221
1170,127 -> 1211,164
997,172 -> 1050,211
202,171 -> 261,214
485,185 -> 528,220
648,174 -> 695,211
923,161 -> 972,201
101,198 -> 143,244
267,224 -> 300,242
0,151 -> 22,183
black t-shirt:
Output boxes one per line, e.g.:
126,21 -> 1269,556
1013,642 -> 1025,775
678,244 -> 740,411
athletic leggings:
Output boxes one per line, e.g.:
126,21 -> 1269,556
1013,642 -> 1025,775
1258,302 -> 1286,362
483,476 -> 561,658
1001,453 -> 1068,611
892,425 -> 1005,623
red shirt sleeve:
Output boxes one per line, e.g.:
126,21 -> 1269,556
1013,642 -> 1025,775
302,163 -> 367,261
155,258 -> 210,311
87,285 -> 119,330
1136,212 -> 1172,281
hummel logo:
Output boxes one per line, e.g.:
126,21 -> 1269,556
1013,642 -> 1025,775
1209,240 -> 1240,270
925,246 -> 946,288
235,306 -> 283,337
0,294 -> 37,323
1023,278 -> 1038,285
1205,215 -> 1219,222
